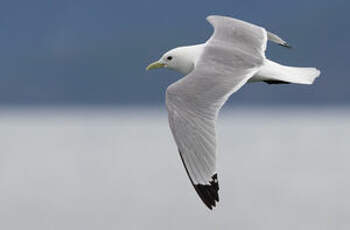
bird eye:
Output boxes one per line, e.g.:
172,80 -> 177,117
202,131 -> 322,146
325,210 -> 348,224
167,56 -> 173,61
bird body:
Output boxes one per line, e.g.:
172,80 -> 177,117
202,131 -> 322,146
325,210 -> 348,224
146,15 -> 320,209
159,44 -> 319,85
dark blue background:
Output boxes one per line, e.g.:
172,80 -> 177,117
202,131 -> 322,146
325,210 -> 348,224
0,0 -> 348,105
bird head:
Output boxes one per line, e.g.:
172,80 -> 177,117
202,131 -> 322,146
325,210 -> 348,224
146,46 -> 198,75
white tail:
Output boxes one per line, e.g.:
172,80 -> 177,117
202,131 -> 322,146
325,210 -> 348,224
253,59 -> 321,85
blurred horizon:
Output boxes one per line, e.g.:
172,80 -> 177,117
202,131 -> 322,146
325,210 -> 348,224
0,0 -> 349,106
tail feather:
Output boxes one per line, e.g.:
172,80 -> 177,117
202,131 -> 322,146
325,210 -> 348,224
254,59 -> 321,85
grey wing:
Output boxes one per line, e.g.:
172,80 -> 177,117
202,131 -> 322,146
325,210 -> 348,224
209,15 -> 290,48
166,93 -> 219,209
166,16 -> 268,209
206,15 -> 267,59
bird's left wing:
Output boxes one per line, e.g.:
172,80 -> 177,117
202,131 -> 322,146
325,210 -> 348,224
166,64 -> 255,209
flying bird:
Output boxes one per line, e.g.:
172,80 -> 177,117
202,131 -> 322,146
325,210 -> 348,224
146,15 -> 320,210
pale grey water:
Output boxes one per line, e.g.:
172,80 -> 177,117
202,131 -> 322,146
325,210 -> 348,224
0,107 -> 349,230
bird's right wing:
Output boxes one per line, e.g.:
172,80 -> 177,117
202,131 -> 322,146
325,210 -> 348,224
206,15 -> 267,59
166,16 -> 268,209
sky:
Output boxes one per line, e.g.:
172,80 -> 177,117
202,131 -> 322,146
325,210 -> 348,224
0,0 -> 348,106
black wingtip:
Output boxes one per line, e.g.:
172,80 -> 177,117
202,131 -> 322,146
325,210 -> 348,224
193,174 -> 220,210
178,150 -> 220,210
280,42 -> 292,49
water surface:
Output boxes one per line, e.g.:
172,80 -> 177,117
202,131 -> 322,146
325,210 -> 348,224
0,107 -> 349,230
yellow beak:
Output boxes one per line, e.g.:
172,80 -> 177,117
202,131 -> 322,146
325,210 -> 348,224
146,61 -> 165,71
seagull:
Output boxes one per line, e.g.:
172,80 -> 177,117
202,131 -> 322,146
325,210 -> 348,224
146,15 -> 320,210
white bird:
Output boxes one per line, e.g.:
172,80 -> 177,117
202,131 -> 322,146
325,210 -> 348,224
146,15 -> 320,209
